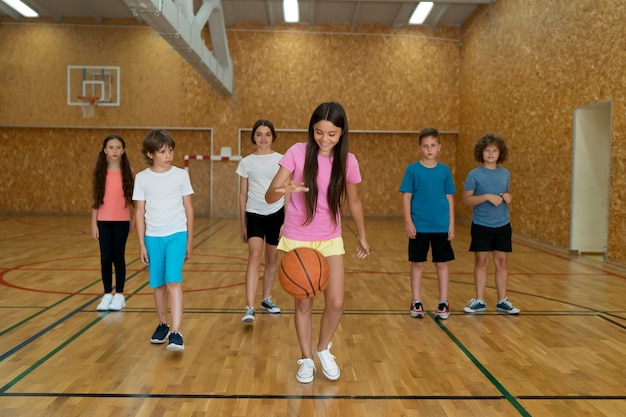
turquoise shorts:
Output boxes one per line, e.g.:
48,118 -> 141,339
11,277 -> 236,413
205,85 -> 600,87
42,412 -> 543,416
277,236 -> 345,257
145,231 -> 188,288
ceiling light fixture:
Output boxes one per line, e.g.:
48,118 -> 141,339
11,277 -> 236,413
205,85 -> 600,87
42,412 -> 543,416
409,2 -> 433,25
1,0 -> 38,17
283,0 -> 299,23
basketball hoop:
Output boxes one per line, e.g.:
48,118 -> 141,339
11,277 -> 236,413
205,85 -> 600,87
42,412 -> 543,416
77,95 -> 100,118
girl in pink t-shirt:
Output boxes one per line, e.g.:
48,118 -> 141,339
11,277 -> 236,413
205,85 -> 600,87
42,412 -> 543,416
91,134 -> 134,311
266,102 -> 370,384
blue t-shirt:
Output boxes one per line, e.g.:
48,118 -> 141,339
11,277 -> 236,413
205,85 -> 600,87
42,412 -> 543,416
463,166 -> 510,228
399,162 -> 456,233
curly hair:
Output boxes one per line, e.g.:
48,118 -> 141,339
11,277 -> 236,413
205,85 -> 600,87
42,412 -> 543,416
303,102 -> 349,226
92,134 -> 134,209
474,133 -> 508,164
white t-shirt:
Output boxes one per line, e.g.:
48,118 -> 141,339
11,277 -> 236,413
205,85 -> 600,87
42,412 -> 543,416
236,152 -> 284,215
132,166 -> 194,237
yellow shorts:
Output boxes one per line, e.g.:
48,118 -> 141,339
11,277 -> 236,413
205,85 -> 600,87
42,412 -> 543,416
278,237 -> 345,257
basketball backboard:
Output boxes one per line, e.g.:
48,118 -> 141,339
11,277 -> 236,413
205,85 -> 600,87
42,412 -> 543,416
67,66 -> 120,106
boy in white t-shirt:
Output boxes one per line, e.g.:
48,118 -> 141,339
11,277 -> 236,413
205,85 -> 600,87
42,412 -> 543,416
133,130 -> 194,351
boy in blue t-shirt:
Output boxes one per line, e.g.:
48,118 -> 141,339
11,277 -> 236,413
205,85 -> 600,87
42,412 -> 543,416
399,127 -> 456,320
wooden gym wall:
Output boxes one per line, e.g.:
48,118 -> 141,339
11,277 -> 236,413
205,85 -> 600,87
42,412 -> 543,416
456,0 -> 626,264
2,0 -> 626,265
0,20 -> 460,218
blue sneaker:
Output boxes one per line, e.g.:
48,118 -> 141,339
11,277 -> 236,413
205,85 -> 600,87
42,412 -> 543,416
463,298 -> 487,313
166,332 -> 184,351
150,323 -> 170,344
496,297 -> 520,314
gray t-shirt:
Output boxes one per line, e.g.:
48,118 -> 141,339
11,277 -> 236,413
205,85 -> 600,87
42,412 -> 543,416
464,166 -> 510,228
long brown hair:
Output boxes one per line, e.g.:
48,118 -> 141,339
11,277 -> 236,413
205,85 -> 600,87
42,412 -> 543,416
92,134 -> 134,209
303,102 -> 349,225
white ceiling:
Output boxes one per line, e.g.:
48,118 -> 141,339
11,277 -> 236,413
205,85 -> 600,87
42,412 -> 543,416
0,0 -> 492,29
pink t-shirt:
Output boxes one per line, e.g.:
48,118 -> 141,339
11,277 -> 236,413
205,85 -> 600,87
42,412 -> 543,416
97,170 -> 131,221
279,142 -> 361,241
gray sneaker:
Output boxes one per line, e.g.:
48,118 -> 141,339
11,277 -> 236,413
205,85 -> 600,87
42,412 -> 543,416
241,306 -> 255,323
261,297 -> 281,314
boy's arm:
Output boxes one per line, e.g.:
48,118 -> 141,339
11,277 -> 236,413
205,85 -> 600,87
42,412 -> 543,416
402,193 -> 416,238
134,200 -> 148,264
346,182 -> 369,259
183,194 -> 194,260
462,189 -> 506,207
447,194 -> 455,240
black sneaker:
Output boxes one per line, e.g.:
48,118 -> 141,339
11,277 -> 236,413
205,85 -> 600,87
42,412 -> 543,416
150,323 -> 170,344
167,332 -> 184,351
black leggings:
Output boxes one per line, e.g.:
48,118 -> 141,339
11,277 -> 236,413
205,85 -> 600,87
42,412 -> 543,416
98,221 -> 130,293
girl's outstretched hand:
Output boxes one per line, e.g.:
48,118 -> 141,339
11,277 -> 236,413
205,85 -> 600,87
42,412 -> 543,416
275,181 -> 309,194
356,237 -> 370,259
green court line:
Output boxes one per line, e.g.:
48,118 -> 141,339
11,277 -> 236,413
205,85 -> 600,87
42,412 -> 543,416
0,314 -> 104,393
430,312 -> 532,417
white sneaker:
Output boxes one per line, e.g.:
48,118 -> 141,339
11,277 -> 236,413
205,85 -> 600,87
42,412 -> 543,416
296,358 -> 316,383
96,294 -> 113,311
108,293 -> 126,311
315,342 -> 340,380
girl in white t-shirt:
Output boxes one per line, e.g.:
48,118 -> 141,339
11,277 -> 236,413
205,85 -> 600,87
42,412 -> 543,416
236,120 -> 285,324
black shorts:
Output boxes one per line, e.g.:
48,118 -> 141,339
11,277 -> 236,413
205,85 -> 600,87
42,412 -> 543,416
408,232 -> 455,263
246,208 -> 284,246
469,222 -> 512,252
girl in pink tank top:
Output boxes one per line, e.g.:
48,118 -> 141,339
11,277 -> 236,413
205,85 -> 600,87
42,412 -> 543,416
91,134 -> 134,311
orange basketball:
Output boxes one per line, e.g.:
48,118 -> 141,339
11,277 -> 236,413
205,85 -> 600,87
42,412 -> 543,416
278,248 -> 330,299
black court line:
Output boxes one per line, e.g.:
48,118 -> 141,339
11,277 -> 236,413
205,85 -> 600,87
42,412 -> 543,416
1,392 -> 503,400
3,392 -> 625,400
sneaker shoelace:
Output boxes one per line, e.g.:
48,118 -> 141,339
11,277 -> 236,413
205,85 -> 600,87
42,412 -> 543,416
297,359 -> 315,374
317,344 -> 338,371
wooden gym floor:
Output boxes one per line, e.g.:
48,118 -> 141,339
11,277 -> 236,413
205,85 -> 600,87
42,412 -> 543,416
0,215 -> 625,416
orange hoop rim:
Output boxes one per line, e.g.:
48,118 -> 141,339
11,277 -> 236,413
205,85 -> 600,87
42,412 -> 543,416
77,95 -> 100,105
